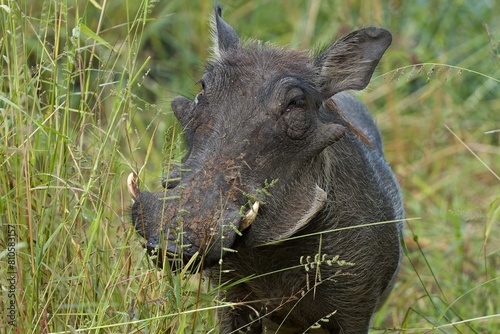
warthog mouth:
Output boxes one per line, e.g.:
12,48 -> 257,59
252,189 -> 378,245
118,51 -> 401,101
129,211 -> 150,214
127,172 -> 259,270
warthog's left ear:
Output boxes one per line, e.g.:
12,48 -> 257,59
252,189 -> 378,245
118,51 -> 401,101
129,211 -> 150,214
314,27 -> 392,98
212,5 -> 240,57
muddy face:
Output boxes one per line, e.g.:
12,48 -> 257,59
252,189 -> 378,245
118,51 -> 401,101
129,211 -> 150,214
130,50 -> 345,268
130,6 -> 392,270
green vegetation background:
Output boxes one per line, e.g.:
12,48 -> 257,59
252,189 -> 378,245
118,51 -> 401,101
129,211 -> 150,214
0,0 -> 499,333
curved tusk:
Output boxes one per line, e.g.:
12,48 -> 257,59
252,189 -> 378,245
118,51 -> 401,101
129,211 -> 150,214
240,201 -> 259,231
127,173 -> 141,199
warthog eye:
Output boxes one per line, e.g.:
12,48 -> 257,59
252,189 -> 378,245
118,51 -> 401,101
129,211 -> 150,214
286,94 -> 306,111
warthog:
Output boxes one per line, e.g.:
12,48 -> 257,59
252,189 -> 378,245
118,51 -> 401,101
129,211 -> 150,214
129,5 -> 404,334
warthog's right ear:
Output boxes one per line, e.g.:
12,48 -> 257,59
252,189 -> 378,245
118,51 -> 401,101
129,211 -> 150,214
314,27 -> 392,98
212,5 -> 240,57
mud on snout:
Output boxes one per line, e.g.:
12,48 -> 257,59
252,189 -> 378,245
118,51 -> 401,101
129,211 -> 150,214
127,173 -> 259,271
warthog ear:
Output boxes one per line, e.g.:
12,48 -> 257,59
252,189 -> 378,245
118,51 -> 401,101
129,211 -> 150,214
314,27 -> 392,98
212,5 -> 240,57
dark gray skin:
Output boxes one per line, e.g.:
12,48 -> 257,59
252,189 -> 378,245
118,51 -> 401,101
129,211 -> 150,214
130,6 -> 404,334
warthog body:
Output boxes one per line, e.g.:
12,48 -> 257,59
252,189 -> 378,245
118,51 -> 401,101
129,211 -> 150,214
130,6 -> 404,334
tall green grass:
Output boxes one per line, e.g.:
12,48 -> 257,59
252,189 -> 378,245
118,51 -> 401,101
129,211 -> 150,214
0,0 -> 499,333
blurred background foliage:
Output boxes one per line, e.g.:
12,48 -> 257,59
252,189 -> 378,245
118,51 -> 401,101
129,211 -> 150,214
1,0 -> 499,333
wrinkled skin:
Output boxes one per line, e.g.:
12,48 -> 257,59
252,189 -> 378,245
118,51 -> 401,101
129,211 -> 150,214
130,5 -> 404,334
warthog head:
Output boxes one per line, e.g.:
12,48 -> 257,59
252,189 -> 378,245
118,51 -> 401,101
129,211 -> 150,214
129,6 -> 392,270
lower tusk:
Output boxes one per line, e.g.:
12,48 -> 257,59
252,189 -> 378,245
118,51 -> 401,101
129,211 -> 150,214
240,201 -> 259,231
127,173 -> 140,199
